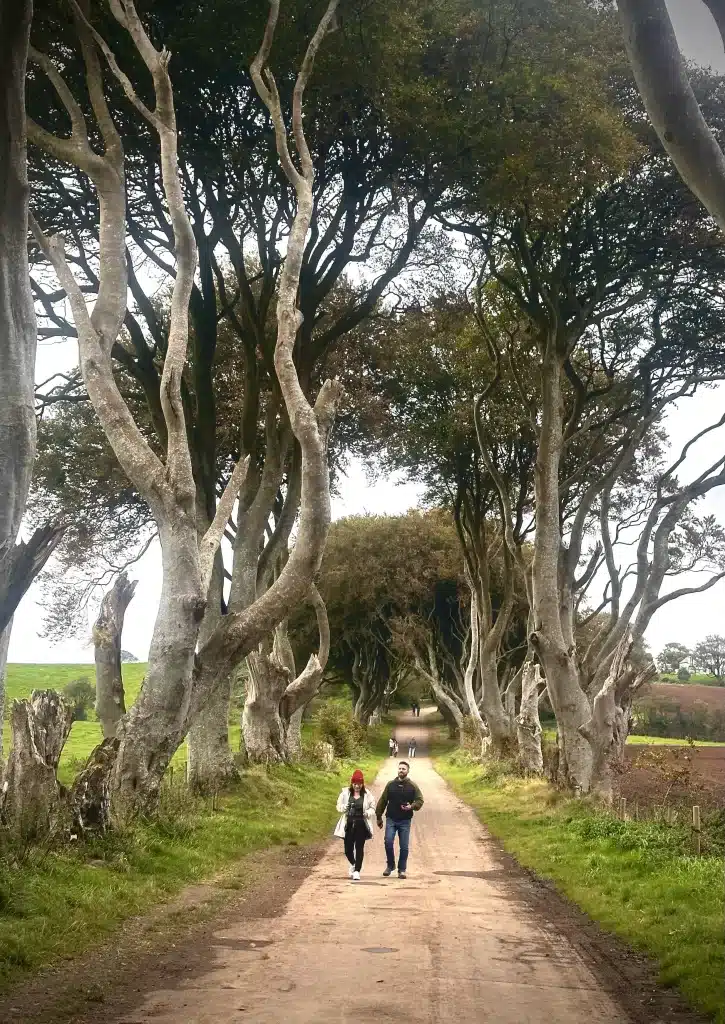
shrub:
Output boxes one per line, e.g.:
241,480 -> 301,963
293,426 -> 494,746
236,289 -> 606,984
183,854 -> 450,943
62,677 -> 95,722
677,666 -> 691,683
313,700 -> 366,758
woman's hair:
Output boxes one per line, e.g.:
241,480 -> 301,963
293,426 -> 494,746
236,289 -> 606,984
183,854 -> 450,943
348,783 -> 366,796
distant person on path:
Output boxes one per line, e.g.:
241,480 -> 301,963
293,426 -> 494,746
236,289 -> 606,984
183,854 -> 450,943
411,700 -> 418,717
408,737 -> 417,758
393,738 -> 399,757
335,769 -> 376,881
388,736 -> 396,758
376,761 -> 424,879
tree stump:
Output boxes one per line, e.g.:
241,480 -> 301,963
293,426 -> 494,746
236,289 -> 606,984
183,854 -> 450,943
69,737 -> 120,832
0,690 -> 73,838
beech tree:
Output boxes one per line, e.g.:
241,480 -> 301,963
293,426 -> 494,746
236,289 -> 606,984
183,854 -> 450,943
26,0 -> 635,779
0,0 -> 67,766
463,154 -> 725,797
349,301 -> 534,756
23,0 -> 343,823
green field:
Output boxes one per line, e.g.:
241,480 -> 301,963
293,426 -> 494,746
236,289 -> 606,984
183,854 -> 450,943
436,752 -> 725,1023
541,727 -> 725,747
1,663 -> 241,783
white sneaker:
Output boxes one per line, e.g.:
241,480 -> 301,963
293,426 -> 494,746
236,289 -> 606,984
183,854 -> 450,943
352,870 -> 361,881
348,864 -> 355,878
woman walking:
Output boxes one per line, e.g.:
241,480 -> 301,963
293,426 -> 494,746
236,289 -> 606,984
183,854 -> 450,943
335,769 -> 376,880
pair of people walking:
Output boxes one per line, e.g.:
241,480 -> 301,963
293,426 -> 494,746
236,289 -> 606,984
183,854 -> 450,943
334,761 -> 424,880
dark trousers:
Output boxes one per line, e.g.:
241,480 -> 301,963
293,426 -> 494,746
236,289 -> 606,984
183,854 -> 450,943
344,820 -> 369,871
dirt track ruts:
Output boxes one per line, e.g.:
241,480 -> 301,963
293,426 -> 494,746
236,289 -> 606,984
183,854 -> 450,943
105,713 -> 644,1023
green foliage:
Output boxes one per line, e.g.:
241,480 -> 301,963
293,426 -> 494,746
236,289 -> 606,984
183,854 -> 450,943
61,677 -> 95,722
312,700 -> 367,759
436,756 -> 725,1022
632,704 -> 725,743
658,642 -> 691,675
292,510 -> 468,703
677,665 -> 692,683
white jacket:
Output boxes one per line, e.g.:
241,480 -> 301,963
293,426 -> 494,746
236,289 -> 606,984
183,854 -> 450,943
334,787 -> 377,838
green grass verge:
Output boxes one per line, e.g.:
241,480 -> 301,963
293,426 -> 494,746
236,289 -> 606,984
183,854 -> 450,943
541,727 -> 725,747
436,752 -> 725,1023
2,664 -> 245,784
0,748 -> 384,991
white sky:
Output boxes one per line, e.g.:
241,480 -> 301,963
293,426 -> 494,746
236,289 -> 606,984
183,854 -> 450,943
8,0 -> 725,664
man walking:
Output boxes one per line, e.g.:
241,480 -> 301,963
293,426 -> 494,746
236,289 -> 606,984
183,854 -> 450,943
376,761 -> 424,879
408,736 -> 417,758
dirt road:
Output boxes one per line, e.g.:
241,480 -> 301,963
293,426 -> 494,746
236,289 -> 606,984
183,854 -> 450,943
118,713 -> 633,1023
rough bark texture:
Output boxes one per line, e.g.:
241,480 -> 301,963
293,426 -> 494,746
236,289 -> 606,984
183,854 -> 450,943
580,637 -> 657,804
516,661 -> 544,774
530,349 -> 593,792
618,0 -> 725,232
0,690 -> 73,838
69,737 -> 120,832
0,0 -> 39,636
187,553 -> 238,792
0,623 -> 10,767
94,573 -> 136,739
284,706 -> 305,760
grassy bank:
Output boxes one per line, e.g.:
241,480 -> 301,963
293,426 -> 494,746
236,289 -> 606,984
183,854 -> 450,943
436,752 -> 725,1023
0,742 -> 385,991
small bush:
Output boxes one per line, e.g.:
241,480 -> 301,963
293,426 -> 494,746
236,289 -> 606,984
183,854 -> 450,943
677,666 -> 691,683
313,700 -> 366,758
62,677 -> 95,722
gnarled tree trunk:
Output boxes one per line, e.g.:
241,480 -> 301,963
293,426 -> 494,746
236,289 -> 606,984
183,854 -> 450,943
581,636 -> 656,804
94,573 -> 136,739
0,690 -> 73,838
187,552 -> 238,791
0,1 -> 63,643
531,349 -> 593,792
516,660 -> 544,774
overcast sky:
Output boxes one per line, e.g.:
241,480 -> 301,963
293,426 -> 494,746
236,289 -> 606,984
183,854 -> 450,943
8,0 -> 725,664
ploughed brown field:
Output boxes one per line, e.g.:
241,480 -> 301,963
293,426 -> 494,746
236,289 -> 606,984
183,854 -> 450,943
636,681 -> 725,712
621,683 -> 725,810
620,745 -> 725,810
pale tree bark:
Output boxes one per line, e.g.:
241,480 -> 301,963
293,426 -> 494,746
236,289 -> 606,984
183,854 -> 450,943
0,690 -> 73,838
461,576 -> 489,753
94,572 -> 136,739
0,0 -> 64,645
244,585 -> 330,762
30,0 -> 342,816
580,634 -> 656,804
29,1 -> 250,818
413,642 -> 464,743
618,0 -> 725,232
516,660 -> 544,774
188,0 -> 344,743
0,624 -> 11,768
529,346 -> 594,793
187,550 -> 238,792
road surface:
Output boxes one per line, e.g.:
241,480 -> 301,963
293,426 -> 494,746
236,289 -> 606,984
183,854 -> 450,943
117,712 -> 631,1023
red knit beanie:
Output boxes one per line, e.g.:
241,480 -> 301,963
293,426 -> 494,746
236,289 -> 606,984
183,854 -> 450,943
351,769 -> 364,785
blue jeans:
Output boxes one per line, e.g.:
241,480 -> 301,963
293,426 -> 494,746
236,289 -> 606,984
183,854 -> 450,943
384,818 -> 411,872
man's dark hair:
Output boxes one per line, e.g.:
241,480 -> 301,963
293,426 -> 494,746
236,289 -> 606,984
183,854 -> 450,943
399,760 -> 410,768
